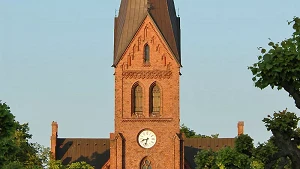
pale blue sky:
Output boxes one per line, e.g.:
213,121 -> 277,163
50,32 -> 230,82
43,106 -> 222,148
0,0 -> 299,147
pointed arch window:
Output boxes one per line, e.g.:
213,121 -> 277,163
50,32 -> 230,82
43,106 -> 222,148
133,85 -> 143,114
150,84 -> 161,116
140,158 -> 152,169
144,44 -> 150,63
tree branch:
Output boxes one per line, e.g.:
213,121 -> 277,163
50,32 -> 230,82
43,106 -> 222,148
277,157 -> 289,169
282,83 -> 300,109
265,152 -> 287,169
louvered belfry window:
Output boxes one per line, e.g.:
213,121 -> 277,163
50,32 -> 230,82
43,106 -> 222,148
144,44 -> 150,63
134,85 -> 143,113
151,85 -> 160,115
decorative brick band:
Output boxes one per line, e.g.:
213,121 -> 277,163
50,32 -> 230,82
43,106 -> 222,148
122,118 -> 173,122
122,70 -> 172,79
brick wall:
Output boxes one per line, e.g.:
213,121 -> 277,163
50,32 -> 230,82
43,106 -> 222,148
110,15 -> 183,169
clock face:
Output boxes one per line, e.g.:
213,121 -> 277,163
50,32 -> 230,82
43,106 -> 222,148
138,130 -> 157,149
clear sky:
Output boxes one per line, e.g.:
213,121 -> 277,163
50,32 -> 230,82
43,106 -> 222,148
0,0 -> 299,147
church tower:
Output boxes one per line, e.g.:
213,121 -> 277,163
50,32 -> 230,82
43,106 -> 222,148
49,1 -> 244,168
110,0 -> 183,168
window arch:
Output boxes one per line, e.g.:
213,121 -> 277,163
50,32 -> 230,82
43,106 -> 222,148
132,84 -> 143,115
144,44 -> 150,63
150,83 -> 161,117
140,158 -> 152,169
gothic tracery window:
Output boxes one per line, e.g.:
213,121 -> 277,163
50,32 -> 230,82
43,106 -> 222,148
133,84 -> 143,115
140,158 -> 152,169
144,44 -> 150,63
150,84 -> 161,116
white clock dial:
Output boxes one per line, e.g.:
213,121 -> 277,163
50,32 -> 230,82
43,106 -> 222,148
138,130 -> 157,149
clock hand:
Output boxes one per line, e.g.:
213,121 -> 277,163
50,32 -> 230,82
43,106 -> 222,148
145,138 -> 149,145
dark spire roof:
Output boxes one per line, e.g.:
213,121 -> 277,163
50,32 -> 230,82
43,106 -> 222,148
113,0 -> 181,66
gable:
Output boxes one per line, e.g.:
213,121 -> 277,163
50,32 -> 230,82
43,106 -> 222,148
115,15 -> 181,69
113,0 -> 181,67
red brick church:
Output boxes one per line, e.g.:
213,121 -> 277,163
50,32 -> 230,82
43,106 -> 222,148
50,0 -> 244,168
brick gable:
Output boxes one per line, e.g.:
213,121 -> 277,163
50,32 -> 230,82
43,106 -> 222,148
110,15 -> 183,169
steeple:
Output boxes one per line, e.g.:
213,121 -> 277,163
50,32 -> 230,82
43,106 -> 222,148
113,0 -> 181,66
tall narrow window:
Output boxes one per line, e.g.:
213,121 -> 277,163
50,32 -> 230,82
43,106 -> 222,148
133,85 -> 143,114
144,44 -> 150,63
140,158 -> 152,169
150,84 -> 161,116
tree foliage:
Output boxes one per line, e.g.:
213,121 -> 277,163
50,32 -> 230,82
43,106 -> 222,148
215,147 -> 250,169
49,160 -> 65,169
262,109 -> 300,168
0,101 -> 16,138
248,16 -> 300,168
194,134 -> 264,169
180,124 -> 219,138
254,140 -> 278,165
194,149 -> 217,169
67,162 -> 94,169
249,17 -> 300,109
0,101 -> 45,168
235,134 -> 254,157
0,101 -> 94,169
194,147 -> 262,169
49,160 -> 94,169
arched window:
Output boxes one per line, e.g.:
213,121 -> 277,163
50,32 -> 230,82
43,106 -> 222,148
150,84 -> 161,116
144,44 -> 150,63
133,85 -> 143,115
140,158 -> 152,169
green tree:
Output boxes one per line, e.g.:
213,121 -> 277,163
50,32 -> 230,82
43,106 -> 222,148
249,17 -> 300,109
254,139 -> 278,165
0,101 -> 45,168
254,138 -> 292,168
180,124 -> 197,138
2,161 -> 26,169
32,143 -> 51,168
249,159 -> 264,169
0,101 -> 18,167
194,133 -> 267,169
249,16 -> 300,168
194,149 -> 217,169
14,122 -> 43,168
0,101 -> 94,168
235,134 -> 255,157
180,124 -> 219,138
194,147 -> 265,169
215,147 -> 250,169
67,162 -> 94,169
48,160 -> 94,169
234,135 -> 265,169
48,160 -> 65,169
0,101 -> 16,138
262,109 -> 300,168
